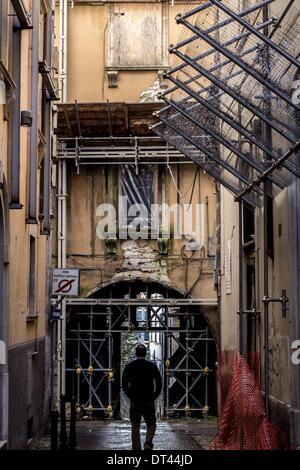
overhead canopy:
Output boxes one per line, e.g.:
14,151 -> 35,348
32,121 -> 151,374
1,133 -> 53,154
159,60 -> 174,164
153,0 -> 300,206
56,102 -> 163,140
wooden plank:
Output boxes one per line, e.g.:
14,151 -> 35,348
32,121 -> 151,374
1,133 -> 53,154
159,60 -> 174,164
63,107 -> 73,136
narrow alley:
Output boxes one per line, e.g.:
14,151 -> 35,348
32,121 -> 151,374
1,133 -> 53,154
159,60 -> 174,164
1,0 -> 300,457
29,419 -> 218,451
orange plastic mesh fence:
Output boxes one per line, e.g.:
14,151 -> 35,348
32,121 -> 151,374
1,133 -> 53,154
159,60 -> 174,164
210,352 -> 289,450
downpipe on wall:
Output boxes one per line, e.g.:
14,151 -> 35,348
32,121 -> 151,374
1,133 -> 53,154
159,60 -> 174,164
56,159 -> 67,400
59,0 -> 68,103
54,0 -> 68,403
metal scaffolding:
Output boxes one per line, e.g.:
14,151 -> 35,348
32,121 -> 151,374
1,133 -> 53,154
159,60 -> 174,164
152,0 -> 300,206
57,136 -> 193,167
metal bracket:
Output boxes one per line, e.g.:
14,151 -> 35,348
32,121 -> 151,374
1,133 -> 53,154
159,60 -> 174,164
75,138 -> 81,175
237,308 -> 261,317
262,289 -> 289,318
107,70 -> 118,88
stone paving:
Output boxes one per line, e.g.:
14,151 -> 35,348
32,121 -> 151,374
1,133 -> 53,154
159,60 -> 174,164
28,418 -> 218,451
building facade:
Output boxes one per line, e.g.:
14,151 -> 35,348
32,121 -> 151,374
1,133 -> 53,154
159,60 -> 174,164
217,1 -> 300,448
52,0 -> 219,421
0,0 -> 56,449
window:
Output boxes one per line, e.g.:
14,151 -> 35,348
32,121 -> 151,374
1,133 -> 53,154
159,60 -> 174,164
107,2 -> 169,70
243,203 -> 255,250
119,164 -> 155,235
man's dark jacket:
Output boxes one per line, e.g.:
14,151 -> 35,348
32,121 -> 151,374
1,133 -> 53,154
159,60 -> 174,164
122,359 -> 162,404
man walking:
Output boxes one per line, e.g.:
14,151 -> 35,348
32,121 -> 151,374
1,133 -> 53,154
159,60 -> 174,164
122,344 -> 163,450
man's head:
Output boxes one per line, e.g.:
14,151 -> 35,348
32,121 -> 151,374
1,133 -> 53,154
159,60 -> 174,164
136,343 -> 147,359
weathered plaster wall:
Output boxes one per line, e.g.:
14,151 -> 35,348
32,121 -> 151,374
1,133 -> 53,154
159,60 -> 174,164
63,161 -> 218,332
55,1 -> 193,103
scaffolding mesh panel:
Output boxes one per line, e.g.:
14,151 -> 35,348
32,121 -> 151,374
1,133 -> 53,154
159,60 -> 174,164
155,109 -> 262,207
210,352 -> 289,450
153,0 -> 300,204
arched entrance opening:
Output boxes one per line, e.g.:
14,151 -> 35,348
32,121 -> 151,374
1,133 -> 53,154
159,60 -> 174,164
66,280 -> 217,420
0,187 -> 8,442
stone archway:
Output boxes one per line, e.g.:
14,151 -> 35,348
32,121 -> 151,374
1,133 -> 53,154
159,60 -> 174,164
65,279 -> 217,419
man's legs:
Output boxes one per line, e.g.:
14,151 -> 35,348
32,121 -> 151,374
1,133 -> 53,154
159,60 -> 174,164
130,402 -> 142,450
142,402 -> 156,450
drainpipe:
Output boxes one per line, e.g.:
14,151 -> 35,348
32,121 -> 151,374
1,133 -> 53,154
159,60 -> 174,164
56,160 -> 63,399
262,3 -> 272,419
10,16 -> 22,209
239,201 -> 245,357
56,158 -> 67,398
61,159 -> 67,395
263,184 -> 270,419
56,0 -> 68,400
28,0 -> 40,223
59,0 -> 68,103
42,3 -> 52,234
205,196 -> 210,256
57,159 -> 67,274
237,92 -> 245,357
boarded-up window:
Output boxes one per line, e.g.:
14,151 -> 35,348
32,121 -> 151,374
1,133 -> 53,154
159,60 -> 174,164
120,164 -> 154,229
107,2 -> 169,69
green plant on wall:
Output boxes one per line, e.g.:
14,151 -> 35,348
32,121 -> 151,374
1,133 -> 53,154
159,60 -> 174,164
121,331 -> 138,367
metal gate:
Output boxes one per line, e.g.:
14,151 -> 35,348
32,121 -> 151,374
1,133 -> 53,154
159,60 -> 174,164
65,283 -> 216,418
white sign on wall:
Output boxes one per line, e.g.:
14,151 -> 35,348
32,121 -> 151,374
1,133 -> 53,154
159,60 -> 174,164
0,340 -> 6,365
52,269 -> 80,296
0,80 -> 6,105
225,240 -> 232,295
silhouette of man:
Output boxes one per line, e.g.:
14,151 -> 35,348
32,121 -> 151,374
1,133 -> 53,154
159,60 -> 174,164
122,344 -> 162,450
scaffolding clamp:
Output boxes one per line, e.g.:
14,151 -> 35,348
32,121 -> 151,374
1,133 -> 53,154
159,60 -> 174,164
237,308 -> 261,317
75,137 -> 81,175
107,405 -> 113,418
107,370 -> 114,382
262,289 -> 289,318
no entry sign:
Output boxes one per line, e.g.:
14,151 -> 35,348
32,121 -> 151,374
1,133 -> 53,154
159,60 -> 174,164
52,269 -> 80,296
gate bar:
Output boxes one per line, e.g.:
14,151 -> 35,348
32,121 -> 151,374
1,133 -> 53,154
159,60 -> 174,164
65,298 -> 217,306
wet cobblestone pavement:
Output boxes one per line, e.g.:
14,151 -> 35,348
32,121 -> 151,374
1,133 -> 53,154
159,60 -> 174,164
28,418 -> 218,450
75,419 -> 218,451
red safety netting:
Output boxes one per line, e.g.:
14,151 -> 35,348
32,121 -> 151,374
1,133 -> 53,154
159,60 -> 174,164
210,351 -> 289,450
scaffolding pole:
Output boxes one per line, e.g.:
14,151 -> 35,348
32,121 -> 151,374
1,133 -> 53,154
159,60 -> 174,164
59,0 -> 68,102
56,159 -> 67,401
